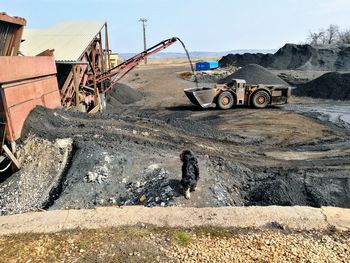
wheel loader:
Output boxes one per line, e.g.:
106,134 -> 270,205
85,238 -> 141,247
184,79 -> 291,109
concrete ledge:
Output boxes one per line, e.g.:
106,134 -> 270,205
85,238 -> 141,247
0,206 -> 349,235
322,206 -> 350,231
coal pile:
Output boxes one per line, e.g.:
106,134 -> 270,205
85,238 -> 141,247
219,53 -> 273,69
293,72 -> 350,100
119,167 -> 180,207
218,64 -> 289,86
219,43 -> 350,71
106,83 -> 143,107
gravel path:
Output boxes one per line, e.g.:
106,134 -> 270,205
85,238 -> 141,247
165,230 -> 350,262
1,227 -> 349,262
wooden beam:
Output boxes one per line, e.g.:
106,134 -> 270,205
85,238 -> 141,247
105,23 -> 111,70
62,84 -> 73,107
88,105 -> 100,114
60,71 -> 73,98
72,65 -> 80,106
91,44 -> 100,111
12,26 -> 25,56
99,32 -> 104,73
2,144 -> 20,169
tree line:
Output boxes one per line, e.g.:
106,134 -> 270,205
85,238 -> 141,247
307,24 -> 350,45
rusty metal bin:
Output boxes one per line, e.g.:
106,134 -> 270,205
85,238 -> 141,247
0,56 -> 61,143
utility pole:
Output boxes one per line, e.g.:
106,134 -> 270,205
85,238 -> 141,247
139,18 -> 147,64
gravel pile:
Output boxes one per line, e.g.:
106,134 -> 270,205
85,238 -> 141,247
107,83 -> 143,107
0,135 -> 72,215
166,230 -> 350,262
179,69 -> 235,83
219,43 -> 350,71
119,167 -> 179,207
218,64 -> 289,86
293,72 -> 350,100
190,72 -> 227,83
276,70 -> 327,86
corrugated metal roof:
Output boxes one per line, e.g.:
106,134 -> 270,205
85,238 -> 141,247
20,20 -> 105,61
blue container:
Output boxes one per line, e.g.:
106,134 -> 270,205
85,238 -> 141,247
195,62 -> 210,71
208,61 -> 219,69
195,61 -> 218,71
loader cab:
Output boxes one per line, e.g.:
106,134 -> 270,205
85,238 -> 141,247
227,79 -> 246,88
228,79 -> 246,105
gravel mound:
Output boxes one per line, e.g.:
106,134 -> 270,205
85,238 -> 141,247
107,83 -> 143,107
220,43 -> 350,71
167,230 -> 350,262
119,167 -> 180,207
178,69 -> 235,84
0,135 -> 72,215
293,72 -> 350,100
218,64 -> 289,86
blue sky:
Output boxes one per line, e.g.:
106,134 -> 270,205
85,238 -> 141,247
1,0 -> 350,53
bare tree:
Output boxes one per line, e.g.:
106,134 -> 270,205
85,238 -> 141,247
338,30 -> 350,44
326,24 -> 339,44
308,30 -> 326,45
307,24 -> 350,46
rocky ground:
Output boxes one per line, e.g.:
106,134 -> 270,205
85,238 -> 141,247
0,226 -> 349,262
0,135 -> 72,214
0,64 -> 350,216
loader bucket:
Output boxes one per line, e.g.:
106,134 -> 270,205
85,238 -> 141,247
183,87 -> 217,108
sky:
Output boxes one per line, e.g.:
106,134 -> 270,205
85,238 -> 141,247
1,0 -> 350,53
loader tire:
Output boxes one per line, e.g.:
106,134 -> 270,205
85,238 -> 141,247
251,90 -> 270,108
217,92 -> 234,110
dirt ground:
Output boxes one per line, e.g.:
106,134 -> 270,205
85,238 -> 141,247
1,226 -> 349,262
1,63 -> 350,215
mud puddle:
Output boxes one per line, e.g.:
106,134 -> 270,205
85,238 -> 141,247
283,103 -> 350,131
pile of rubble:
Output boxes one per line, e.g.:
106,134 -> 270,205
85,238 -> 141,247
119,166 -> 179,207
0,135 -> 72,215
178,68 -> 236,83
218,64 -> 288,86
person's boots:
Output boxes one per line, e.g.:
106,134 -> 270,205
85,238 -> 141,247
184,188 -> 191,199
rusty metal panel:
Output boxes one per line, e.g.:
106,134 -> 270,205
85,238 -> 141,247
0,13 -> 26,26
4,97 -> 42,142
1,76 -> 60,107
0,56 -> 61,143
42,90 -> 62,108
0,56 -> 57,83
0,13 -> 26,56
1,75 -> 61,142
0,21 -> 16,55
